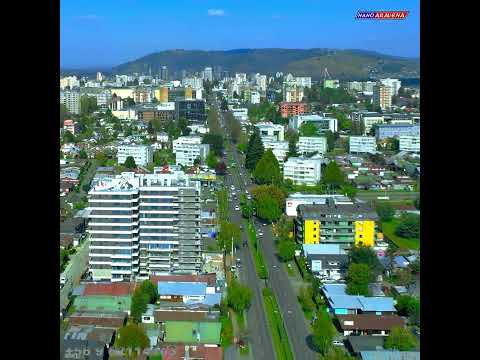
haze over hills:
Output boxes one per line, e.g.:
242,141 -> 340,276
110,48 -> 419,80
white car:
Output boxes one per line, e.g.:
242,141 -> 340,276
332,340 -> 344,346
235,206 -> 240,211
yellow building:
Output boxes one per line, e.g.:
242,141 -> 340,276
185,86 -> 193,100
155,87 -> 169,102
295,198 -> 379,248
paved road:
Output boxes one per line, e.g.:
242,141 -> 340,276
223,156 -> 276,360
230,144 -> 319,360
60,238 -> 90,311
357,190 -> 419,201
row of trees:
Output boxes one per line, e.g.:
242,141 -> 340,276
247,101 -> 283,124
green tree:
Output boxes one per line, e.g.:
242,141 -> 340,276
312,310 -> 336,355
138,280 -> 158,304
206,151 -> 218,169
299,122 -> 318,137
376,202 -> 395,222
241,202 -> 254,219
226,279 -> 253,313
253,149 -> 282,185
124,156 -> 137,169
325,130 -> 336,152
130,288 -> 148,323
79,149 -> 88,159
395,213 -> 420,238
116,323 -> 150,355
80,95 -> 98,115
385,326 -> 417,351
339,184 -> 357,200
217,221 -> 241,251
345,263 -> 370,296
94,151 -> 108,166
63,130 -> 76,144
60,104 -> 70,123
414,196 -> 420,210
323,161 -> 345,189
287,137 -> 298,158
255,195 -> 282,222
202,133 -> 224,156
277,240 -> 296,262
245,130 -> 265,170
349,245 -> 383,280
193,156 -> 201,166
409,258 -> 420,274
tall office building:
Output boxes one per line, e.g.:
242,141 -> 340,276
160,66 -> 168,81
373,84 -> 392,111
88,169 -> 203,282
380,78 -> 402,96
203,67 -> 213,82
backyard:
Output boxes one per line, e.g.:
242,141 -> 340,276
382,219 -> 420,250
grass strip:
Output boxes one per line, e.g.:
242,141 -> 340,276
382,219 -> 420,250
245,219 -> 269,279
262,288 -> 294,360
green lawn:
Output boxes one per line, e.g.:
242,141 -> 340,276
382,220 -> 420,250
262,289 -> 294,360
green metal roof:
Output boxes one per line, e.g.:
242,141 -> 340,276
164,321 -> 221,344
73,295 -> 131,312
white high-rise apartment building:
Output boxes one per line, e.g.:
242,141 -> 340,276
347,81 -> 363,92
283,157 -> 323,186
296,77 -> 312,88
87,169 -> 202,282
60,76 -> 80,90
172,136 -> 210,167
235,73 -> 247,84
289,114 -> 338,133
262,140 -> 289,168
297,137 -> 328,155
256,74 -> 267,91
380,78 -> 402,96
251,91 -> 261,104
60,90 -> 80,114
96,72 -> 104,82
183,77 -> 203,90
203,67 -> 213,82
117,145 -> 153,166
399,135 -> 420,153
254,122 -> 285,141
349,136 -> 377,154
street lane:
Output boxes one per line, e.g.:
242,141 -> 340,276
230,144 -> 319,360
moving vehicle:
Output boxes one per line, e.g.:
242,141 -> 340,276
235,206 -> 240,211
332,340 -> 344,346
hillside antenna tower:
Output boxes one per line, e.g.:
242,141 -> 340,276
323,67 -> 331,83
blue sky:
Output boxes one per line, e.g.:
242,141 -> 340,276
60,0 -> 420,68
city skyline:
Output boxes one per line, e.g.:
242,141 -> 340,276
61,0 -> 420,68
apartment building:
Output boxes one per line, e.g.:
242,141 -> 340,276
295,199 -> 380,249
117,145 -> 153,166
172,136 -> 210,167
380,78 -> 402,96
283,157 -> 322,186
250,91 -> 261,104
289,114 -> 338,133
133,88 -> 151,104
399,135 -> 420,153
297,136 -> 327,155
324,79 -> 340,89
373,84 -> 392,111
60,90 -> 80,114
63,119 -> 80,135
262,140 -> 289,168
286,194 -> 350,217
60,76 -> 80,90
375,124 -> 420,140
182,77 -> 203,90
137,103 -> 175,123
175,99 -> 207,123
88,170 -> 202,282
295,77 -> 312,88
254,122 -> 285,141
280,102 -> 308,118
349,136 -> 377,154
284,85 -> 304,102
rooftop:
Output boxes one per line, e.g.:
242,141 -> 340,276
336,314 -> 405,331
83,282 -> 137,297
163,321 -> 221,344
360,351 -> 420,360
346,336 -> 385,353
298,200 -> 378,219
158,281 -> 208,296
303,244 -> 347,256
322,284 -> 395,312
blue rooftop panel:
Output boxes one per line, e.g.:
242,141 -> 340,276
360,351 -> 420,360
158,281 -> 208,296
303,244 -> 346,256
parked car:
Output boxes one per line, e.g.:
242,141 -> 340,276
332,340 -> 344,346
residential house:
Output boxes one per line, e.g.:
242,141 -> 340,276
359,351 -> 420,360
335,314 -> 406,336
302,244 -> 348,281
345,336 -> 385,356
69,311 -> 127,329
322,284 -> 396,315
158,344 -> 223,360
157,281 -> 221,306
73,295 -> 131,314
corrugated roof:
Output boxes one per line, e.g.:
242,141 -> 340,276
151,273 -> 217,287
158,282 -> 208,296
83,282 -> 136,296
323,284 -> 395,312
73,295 -> 131,312
303,244 -> 346,256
